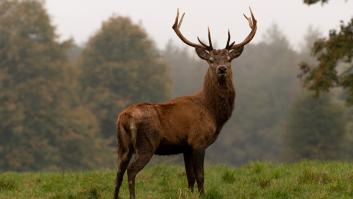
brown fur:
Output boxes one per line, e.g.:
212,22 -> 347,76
114,50 -> 238,199
114,9 -> 257,199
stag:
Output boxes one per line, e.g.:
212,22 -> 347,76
114,8 -> 257,199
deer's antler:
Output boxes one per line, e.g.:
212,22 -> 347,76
226,7 -> 257,50
172,9 -> 213,51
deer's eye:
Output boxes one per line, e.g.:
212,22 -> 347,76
209,57 -> 215,62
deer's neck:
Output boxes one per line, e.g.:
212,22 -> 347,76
201,71 -> 235,130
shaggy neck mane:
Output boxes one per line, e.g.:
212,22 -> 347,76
201,69 -> 235,130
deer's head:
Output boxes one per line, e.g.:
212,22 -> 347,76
172,8 -> 257,85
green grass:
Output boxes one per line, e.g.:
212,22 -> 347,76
1,161 -> 353,199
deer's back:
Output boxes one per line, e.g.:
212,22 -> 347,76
117,95 -> 217,155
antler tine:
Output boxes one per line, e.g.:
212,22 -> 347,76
197,37 -> 211,49
243,8 -> 255,29
208,27 -> 213,50
196,27 -> 213,51
229,41 -> 235,47
172,9 -> 206,49
225,30 -> 231,49
250,7 -> 256,26
178,12 -> 185,29
231,7 -> 257,49
172,9 -> 186,30
172,8 -> 180,29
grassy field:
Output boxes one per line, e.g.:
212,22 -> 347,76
1,161 -> 353,199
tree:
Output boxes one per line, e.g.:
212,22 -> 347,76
163,40 -> 206,97
0,0 -> 111,171
299,0 -> 353,105
300,26 -> 322,55
284,94 -> 346,160
80,16 -> 171,139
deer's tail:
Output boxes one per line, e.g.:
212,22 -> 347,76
116,113 -> 137,156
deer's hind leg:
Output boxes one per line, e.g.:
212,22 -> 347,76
126,122 -> 156,199
114,145 -> 132,199
114,125 -> 133,199
183,151 -> 196,191
127,151 -> 153,199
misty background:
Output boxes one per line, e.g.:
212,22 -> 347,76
0,0 -> 352,171
45,0 -> 353,49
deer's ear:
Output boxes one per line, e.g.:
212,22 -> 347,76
229,47 -> 244,60
195,48 -> 210,61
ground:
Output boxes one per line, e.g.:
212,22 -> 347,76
0,161 -> 353,199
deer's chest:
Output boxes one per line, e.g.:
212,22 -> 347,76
185,112 -> 219,150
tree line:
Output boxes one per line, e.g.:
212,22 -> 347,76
0,0 -> 169,171
0,0 -> 352,171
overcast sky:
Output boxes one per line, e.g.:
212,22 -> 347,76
45,0 -> 353,50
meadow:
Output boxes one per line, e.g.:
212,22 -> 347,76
1,161 -> 353,199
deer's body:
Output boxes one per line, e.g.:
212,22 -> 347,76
114,8 -> 256,199
117,68 -> 235,156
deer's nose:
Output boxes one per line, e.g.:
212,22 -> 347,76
217,65 -> 227,74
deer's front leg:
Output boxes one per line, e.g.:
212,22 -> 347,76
192,149 -> 205,195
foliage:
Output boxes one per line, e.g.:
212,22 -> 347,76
299,0 -> 353,105
284,94 -> 346,160
0,0 -> 112,171
1,162 -> 353,198
80,16 -> 171,139
163,40 -> 206,97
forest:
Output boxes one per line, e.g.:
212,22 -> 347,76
0,0 -> 352,172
